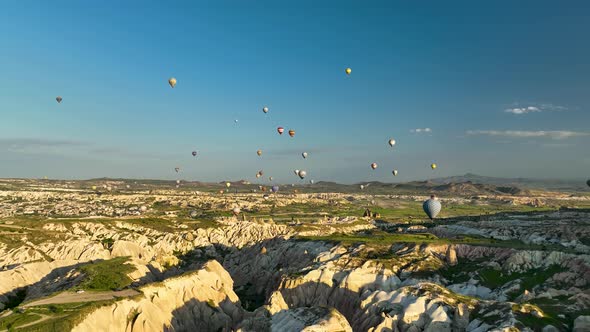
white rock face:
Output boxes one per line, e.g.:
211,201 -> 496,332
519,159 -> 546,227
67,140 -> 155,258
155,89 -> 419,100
270,306 -> 352,332
72,260 -> 243,332
574,316 -> 590,332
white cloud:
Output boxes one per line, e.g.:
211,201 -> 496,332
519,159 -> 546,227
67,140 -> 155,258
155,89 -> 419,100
410,128 -> 432,133
466,130 -> 589,140
504,103 -> 567,115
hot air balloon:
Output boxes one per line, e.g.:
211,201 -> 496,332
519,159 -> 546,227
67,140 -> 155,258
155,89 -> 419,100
310,179 -> 314,184
392,170 -> 398,176
140,206 -> 148,212
263,194 -> 270,200
388,139 -> 396,147
263,107 -> 269,114
176,180 -> 180,184
175,167 -> 180,173
371,163 -> 378,170
302,152 -> 308,159
587,179 -> 590,187
91,186 -> 97,190
258,170 -> 264,176
168,78 -> 177,88
288,129 -> 295,137
232,207 -> 241,215
192,151 -> 197,157
226,182 -> 231,188
431,163 -> 437,170
345,68 -> 352,75
360,185 -> 365,190
219,189 -> 225,194
269,176 -> 273,181
126,184 -> 131,189
256,172 -> 261,178
56,96 -> 62,103
235,119 -> 239,123
277,127 -> 284,135
294,170 -> 300,176
298,170 -> 307,179
271,185 -> 279,193
423,195 -> 442,220
257,150 -> 262,156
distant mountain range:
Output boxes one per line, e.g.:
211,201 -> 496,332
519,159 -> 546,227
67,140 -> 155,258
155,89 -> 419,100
429,173 -> 587,191
3,173 -> 587,195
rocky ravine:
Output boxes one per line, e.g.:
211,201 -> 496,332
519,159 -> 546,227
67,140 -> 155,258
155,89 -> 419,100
1,211 -> 590,331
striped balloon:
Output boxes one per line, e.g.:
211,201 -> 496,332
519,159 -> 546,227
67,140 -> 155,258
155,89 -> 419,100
423,196 -> 442,220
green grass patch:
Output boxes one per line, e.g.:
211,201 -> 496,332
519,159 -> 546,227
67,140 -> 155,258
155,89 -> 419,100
76,257 -> 135,291
0,313 -> 42,330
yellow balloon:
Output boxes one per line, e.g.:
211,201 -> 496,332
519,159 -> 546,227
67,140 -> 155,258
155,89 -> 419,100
168,77 -> 177,88
226,182 -> 231,188
345,68 -> 352,75
431,163 -> 437,170
91,186 -> 97,190
257,150 -> 262,156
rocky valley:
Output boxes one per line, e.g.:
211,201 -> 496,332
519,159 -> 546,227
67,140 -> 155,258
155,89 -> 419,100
0,179 -> 589,331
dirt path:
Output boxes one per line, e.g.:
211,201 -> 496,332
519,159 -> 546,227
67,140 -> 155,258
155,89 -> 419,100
25,289 -> 140,307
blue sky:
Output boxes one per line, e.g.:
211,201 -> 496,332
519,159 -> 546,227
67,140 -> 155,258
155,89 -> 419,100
1,1 -> 589,183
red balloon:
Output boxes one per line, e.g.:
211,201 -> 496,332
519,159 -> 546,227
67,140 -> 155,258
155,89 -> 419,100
277,127 -> 284,135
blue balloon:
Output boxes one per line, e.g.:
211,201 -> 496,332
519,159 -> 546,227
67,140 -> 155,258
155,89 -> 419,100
423,195 -> 442,220
271,185 -> 280,193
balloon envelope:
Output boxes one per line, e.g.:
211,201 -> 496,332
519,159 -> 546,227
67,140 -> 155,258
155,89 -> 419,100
431,163 -> 437,170
192,151 -> 197,157
271,185 -> 279,193
257,150 -> 262,156
277,127 -> 284,135
226,182 -> 231,188
371,163 -> 378,170
56,96 -> 62,103
263,107 -> 269,113
423,197 -> 442,220
389,139 -> 396,147
587,179 -> 590,187
288,129 -> 295,137
298,170 -> 307,179
345,68 -> 352,75
302,152 -> 308,159
168,78 -> 177,88
392,170 -> 398,176
175,167 -> 180,173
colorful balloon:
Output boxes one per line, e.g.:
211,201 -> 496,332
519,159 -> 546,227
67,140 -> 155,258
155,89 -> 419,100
277,127 -> 284,135
257,150 -> 262,156
288,129 -> 295,137
271,185 -> 279,193
431,163 -> 437,170
371,163 -> 378,170
168,77 -> 177,88
345,68 -> 352,75
423,195 -> 442,220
